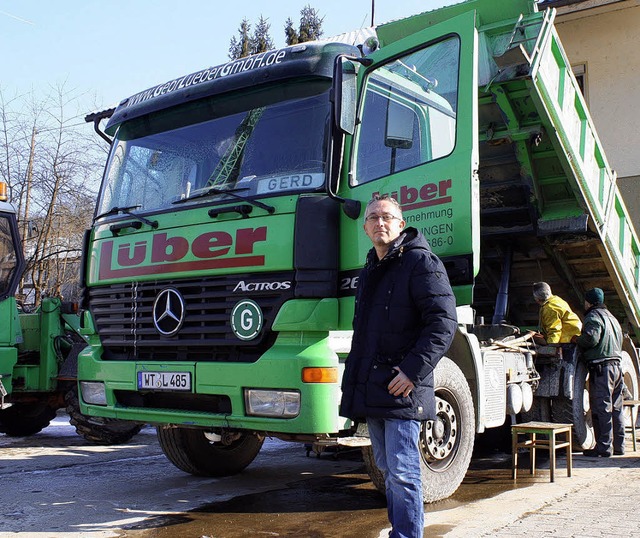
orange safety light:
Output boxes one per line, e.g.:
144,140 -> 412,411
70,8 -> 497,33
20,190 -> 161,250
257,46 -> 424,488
0,182 -> 7,202
301,367 -> 338,384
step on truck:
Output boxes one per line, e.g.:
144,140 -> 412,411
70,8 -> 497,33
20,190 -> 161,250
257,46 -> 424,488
0,184 -> 142,443
80,0 -> 640,501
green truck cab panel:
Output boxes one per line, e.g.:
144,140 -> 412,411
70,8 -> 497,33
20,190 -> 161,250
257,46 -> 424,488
340,10 -> 479,306
79,331 -> 348,434
13,298 -> 69,392
272,299 -> 338,331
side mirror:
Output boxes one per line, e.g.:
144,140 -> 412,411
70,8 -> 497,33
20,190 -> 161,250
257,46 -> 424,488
333,58 -> 357,135
385,101 -> 414,149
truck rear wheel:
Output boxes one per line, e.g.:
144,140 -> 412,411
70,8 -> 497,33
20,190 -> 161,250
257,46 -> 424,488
551,360 -> 594,450
65,388 -> 143,445
520,395 -> 551,422
362,357 -> 475,503
156,425 -> 264,476
0,403 -> 57,436
551,351 -> 638,450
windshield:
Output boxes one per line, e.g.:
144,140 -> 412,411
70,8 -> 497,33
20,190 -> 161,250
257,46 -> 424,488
96,82 -> 331,217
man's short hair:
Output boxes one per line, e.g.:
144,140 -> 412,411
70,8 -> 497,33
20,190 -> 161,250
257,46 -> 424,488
365,194 -> 403,218
532,282 -> 552,301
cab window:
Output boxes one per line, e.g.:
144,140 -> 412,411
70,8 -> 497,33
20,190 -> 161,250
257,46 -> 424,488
353,36 -> 460,185
0,215 -> 19,297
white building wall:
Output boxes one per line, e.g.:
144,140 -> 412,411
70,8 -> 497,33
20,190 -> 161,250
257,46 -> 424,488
552,2 -> 640,225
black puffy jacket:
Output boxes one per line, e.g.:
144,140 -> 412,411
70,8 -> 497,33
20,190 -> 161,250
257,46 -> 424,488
339,227 -> 458,421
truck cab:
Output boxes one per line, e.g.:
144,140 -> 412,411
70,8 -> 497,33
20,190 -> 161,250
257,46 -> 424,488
80,0 -> 640,502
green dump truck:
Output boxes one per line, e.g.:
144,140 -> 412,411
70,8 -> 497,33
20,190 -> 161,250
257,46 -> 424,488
80,0 -> 640,501
0,189 -> 142,443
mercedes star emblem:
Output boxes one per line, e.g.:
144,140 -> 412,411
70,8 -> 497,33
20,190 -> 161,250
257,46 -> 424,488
152,288 -> 185,336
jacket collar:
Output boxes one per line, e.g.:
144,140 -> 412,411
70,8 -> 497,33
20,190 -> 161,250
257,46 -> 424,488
365,227 -> 430,268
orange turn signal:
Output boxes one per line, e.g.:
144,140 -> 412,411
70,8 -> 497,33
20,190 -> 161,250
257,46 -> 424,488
0,181 -> 7,202
301,367 -> 338,383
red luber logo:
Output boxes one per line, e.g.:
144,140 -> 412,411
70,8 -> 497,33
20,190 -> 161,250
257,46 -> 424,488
374,179 -> 452,211
98,226 -> 267,279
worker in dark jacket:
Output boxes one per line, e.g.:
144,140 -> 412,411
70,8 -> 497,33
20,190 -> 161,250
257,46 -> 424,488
340,195 -> 457,538
572,287 -> 625,457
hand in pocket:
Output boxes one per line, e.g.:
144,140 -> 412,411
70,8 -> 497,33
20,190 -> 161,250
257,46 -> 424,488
388,367 -> 415,397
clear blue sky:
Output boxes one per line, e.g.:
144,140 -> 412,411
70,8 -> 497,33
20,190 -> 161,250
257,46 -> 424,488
1,1 -> 455,112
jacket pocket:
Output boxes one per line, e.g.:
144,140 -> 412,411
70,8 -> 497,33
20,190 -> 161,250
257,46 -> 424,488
365,363 -> 412,408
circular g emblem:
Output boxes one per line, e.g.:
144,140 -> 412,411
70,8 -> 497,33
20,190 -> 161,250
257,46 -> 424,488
231,299 -> 263,341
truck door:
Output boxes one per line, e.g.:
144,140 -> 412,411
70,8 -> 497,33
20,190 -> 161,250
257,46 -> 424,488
341,11 -> 478,306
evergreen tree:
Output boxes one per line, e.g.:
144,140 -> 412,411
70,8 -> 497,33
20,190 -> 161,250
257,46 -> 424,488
298,5 -> 324,43
228,18 -> 252,59
229,7 -> 324,58
250,15 -> 275,55
284,17 -> 299,46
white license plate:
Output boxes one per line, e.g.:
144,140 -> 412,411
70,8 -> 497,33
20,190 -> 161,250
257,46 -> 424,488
137,371 -> 191,391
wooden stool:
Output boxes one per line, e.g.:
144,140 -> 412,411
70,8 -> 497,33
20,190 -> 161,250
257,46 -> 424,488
512,421 -> 572,482
623,399 -> 640,451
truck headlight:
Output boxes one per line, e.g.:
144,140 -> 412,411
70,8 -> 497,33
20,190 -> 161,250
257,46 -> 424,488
80,381 -> 107,406
244,389 -> 300,418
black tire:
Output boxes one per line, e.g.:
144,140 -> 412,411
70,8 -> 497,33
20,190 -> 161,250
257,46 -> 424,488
65,388 -> 143,445
156,425 -> 264,476
619,351 -> 639,429
551,360 -> 595,450
551,352 -> 637,450
362,357 -> 475,503
520,395 -> 551,423
0,403 -> 57,436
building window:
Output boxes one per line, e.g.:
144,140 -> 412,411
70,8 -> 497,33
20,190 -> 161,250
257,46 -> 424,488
573,63 -> 587,100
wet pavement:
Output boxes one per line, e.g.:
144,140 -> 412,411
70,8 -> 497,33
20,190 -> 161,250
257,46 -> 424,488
2,414 -> 640,537
119,444 -> 532,538
120,440 -> 640,538
122,467 -> 389,538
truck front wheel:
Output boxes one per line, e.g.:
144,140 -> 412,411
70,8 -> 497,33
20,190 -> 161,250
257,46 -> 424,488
65,388 -> 143,445
362,357 -> 475,503
156,425 -> 264,476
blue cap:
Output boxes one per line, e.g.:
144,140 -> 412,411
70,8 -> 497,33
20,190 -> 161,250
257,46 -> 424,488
585,287 -> 604,305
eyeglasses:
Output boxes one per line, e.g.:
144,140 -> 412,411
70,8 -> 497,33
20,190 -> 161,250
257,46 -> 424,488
365,213 -> 401,223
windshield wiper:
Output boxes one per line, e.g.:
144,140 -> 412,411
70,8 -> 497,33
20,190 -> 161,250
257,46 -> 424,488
173,186 -> 275,214
94,205 -> 158,228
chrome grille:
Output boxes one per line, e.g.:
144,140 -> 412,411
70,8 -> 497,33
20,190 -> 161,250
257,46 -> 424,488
88,273 -> 294,362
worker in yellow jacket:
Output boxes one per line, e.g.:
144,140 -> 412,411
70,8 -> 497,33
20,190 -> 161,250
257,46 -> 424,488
533,282 -> 582,344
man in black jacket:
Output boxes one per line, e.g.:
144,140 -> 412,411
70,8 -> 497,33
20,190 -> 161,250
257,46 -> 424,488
572,287 -> 625,457
340,195 -> 457,538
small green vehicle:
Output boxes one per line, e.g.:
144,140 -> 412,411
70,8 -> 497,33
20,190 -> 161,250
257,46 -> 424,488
0,187 -> 141,444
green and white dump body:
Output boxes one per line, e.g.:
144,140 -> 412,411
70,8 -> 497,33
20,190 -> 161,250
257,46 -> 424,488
79,0 -> 640,501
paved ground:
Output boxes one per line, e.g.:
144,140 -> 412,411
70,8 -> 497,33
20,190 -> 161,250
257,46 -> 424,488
422,439 -> 640,538
4,413 -> 640,537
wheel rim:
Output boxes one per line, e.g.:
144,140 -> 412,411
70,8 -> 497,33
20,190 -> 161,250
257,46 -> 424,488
582,372 -> 595,446
582,379 -> 591,416
420,391 -> 460,471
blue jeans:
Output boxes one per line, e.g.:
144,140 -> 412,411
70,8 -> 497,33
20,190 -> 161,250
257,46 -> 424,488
367,417 -> 424,538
